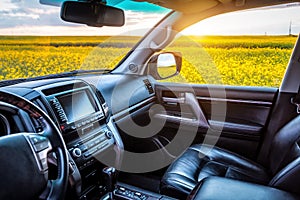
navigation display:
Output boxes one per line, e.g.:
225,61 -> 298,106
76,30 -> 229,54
58,90 -> 96,123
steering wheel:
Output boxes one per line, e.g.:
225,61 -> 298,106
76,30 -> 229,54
0,91 -> 69,200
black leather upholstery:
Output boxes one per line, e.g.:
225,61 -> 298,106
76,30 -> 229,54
160,144 -> 270,199
161,115 -> 300,199
188,177 -> 300,200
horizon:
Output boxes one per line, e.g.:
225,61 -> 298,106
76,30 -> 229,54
0,35 -> 298,37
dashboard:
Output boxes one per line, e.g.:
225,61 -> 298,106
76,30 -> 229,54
0,74 -> 155,199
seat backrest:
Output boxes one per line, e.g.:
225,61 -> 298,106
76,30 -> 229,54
268,115 -> 300,194
269,157 -> 300,194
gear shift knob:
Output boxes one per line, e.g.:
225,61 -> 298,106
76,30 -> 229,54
103,167 -> 117,198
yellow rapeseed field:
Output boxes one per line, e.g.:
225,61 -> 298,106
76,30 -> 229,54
165,35 -> 296,87
0,35 -> 297,87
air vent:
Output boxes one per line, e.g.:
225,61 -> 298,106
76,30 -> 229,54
90,85 -> 109,117
33,98 -> 49,115
31,98 -> 48,132
42,82 -> 87,96
143,79 -> 154,94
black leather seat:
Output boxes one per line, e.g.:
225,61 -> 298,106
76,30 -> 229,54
161,115 -> 300,199
188,177 -> 300,200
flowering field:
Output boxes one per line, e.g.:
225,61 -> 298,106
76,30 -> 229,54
166,36 -> 297,87
0,36 -> 138,80
0,35 -> 297,87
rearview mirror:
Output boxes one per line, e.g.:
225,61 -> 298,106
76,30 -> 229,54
61,1 -> 125,27
148,52 -> 182,80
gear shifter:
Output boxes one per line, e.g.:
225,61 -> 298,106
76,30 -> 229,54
103,167 -> 117,199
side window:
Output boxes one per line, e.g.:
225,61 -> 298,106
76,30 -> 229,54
162,5 -> 300,87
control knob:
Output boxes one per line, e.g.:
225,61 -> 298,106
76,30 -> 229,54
105,131 -> 113,139
72,148 -> 82,158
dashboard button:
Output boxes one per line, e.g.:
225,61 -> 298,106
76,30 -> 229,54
80,145 -> 88,152
105,131 -> 112,139
94,138 -> 101,144
84,152 -> 91,158
72,148 -> 82,158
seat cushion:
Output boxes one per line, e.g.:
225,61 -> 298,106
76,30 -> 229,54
160,144 -> 270,199
188,177 -> 300,200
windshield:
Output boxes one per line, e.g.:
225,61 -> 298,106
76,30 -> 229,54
0,0 -> 169,80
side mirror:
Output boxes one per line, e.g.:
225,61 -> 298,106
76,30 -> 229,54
61,1 -> 125,27
148,52 -> 182,80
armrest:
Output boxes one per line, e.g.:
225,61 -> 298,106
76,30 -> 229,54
189,177 -> 299,200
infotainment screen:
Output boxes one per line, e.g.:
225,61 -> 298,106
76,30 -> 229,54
57,90 -> 97,123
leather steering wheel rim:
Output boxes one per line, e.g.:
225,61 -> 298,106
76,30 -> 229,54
0,90 -> 69,200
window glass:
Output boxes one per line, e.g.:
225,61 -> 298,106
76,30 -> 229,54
162,4 -> 300,87
0,0 -> 169,80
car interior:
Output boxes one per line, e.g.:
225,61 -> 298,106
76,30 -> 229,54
1,0 -> 300,200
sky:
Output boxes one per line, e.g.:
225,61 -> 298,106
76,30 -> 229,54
183,4 -> 300,35
1,0 -> 300,36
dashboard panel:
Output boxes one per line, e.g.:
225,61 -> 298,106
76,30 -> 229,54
0,74 -> 156,199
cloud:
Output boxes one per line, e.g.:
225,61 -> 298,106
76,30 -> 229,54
0,0 -> 19,11
0,0 -> 166,36
27,7 -> 59,15
0,0 -> 59,18
125,11 -> 165,26
0,25 -> 142,36
0,0 -> 171,35
0,25 -> 93,35
1,11 -> 39,19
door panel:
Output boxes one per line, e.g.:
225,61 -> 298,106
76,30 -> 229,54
154,83 -> 278,159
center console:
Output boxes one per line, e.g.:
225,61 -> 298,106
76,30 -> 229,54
39,80 -> 117,199
114,183 -> 177,200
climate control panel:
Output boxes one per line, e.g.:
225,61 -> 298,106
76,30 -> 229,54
67,126 -> 115,170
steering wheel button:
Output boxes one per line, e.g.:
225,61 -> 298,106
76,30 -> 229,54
29,135 -> 47,145
32,138 -> 39,143
34,141 -> 49,152
40,158 -> 48,170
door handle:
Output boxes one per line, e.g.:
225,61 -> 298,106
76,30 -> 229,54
185,93 -> 209,128
161,93 -> 209,129
162,97 -> 185,104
